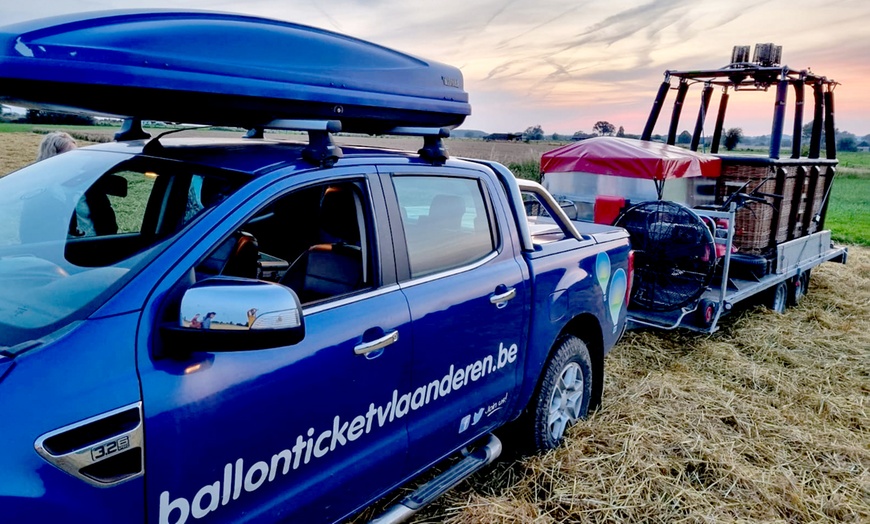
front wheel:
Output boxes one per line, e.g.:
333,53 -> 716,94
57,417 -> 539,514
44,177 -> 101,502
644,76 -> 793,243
528,336 -> 593,452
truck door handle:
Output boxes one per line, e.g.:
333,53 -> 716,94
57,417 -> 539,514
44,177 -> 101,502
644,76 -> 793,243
354,331 -> 399,355
490,287 -> 516,308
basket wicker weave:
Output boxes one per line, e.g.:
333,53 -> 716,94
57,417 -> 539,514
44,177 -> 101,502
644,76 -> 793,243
773,166 -> 796,245
788,168 -> 810,239
716,160 -> 835,255
807,166 -> 834,234
717,163 -> 781,254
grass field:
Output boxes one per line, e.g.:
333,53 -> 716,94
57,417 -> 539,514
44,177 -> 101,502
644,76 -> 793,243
823,152 -> 870,246
827,177 -> 870,245
835,150 -> 870,173
0,122 -> 117,133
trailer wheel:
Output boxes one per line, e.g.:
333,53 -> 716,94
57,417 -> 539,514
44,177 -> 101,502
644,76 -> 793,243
527,336 -> 593,452
696,298 -> 718,328
766,281 -> 788,313
788,270 -> 811,307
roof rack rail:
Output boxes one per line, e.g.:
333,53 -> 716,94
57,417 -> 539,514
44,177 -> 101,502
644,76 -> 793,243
243,119 -> 343,168
245,119 -> 342,138
142,125 -> 210,155
133,118 -> 450,168
115,118 -> 151,141
303,130 -> 343,168
246,122 -> 451,165
382,126 -> 451,164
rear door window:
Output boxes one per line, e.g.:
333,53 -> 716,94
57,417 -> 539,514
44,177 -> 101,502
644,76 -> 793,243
392,175 -> 496,278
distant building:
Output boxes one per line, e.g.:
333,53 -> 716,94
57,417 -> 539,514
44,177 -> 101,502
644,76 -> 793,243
484,132 -> 522,142
857,141 -> 870,152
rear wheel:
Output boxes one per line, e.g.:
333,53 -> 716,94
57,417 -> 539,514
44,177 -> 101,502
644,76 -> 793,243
527,336 -> 593,452
766,281 -> 788,313
788,270 -> 811,306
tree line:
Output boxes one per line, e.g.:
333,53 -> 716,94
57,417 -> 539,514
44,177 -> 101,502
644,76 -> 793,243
3,106 -> 866,152
0,107 -> 96,126
520,119 -> 869,152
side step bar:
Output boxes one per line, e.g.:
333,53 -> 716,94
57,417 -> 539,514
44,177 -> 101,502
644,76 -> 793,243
369,434 -> 502,524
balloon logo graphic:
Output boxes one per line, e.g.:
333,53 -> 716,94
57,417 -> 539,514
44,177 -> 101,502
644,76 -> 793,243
595,252 -> 611,297
608,268 -> 627,332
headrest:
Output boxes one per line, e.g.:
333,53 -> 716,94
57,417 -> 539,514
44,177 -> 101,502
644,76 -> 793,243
319,185 -> 361,244
427,194 -> 465,229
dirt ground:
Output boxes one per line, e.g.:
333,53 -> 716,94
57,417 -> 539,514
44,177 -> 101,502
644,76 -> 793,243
0,130 -> 101,175
0,132 -> 42,174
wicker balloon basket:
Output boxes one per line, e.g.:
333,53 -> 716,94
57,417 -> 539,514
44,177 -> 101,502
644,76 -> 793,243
716,159 -> 836,256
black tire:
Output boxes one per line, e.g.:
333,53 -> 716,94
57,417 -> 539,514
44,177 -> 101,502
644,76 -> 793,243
696,298 -> 717,328
766,281 -> 788,313
788,270 -> 811,307
526,336 -> 593,452
727,253 -> 769,280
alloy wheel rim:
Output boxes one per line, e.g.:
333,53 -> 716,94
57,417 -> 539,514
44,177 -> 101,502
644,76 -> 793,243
547,362 -> 584,441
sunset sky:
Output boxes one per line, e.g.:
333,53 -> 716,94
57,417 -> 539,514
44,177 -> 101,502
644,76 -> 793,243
2,0 -> 868,137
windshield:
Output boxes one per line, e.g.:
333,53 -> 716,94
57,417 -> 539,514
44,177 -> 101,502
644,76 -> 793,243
0,149 -> 243,347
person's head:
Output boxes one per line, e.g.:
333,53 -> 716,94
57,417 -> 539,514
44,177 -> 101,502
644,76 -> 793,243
36,131 -> 77,161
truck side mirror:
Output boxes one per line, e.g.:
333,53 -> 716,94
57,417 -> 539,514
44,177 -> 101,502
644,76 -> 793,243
161,276 -> 305,355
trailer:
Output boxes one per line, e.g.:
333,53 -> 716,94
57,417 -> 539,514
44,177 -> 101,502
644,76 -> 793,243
542,44 -> 848,333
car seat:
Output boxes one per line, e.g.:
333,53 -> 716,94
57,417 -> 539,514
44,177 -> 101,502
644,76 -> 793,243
198,231 -> 261,280
282,185 -> 364,302
222,231 -> 261,279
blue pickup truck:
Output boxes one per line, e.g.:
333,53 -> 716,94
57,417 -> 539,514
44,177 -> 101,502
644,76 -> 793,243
0,10 -> 631,524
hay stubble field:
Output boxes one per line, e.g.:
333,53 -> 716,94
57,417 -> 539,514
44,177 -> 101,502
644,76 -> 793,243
2,129 -> 868,522
416,247 -> 869,522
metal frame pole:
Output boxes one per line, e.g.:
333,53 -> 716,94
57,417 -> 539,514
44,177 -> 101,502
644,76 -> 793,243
690,83 -> 714,151
824,87 -> 836,159
667,79 -> 689,145
769,74 -> 788,159
710,89 -> 729,154
642,79 -> 671,141
791,81 -> 804,158
809,83 -> 823,159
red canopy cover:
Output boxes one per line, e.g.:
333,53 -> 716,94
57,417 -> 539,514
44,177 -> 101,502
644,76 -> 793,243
541,137 -> 721,180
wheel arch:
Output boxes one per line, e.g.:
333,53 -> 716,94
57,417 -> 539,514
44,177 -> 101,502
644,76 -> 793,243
501,312 -> 605,452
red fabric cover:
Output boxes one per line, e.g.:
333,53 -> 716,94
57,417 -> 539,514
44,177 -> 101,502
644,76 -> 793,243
594,195 -> 625,225
541,137 -> 721,180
